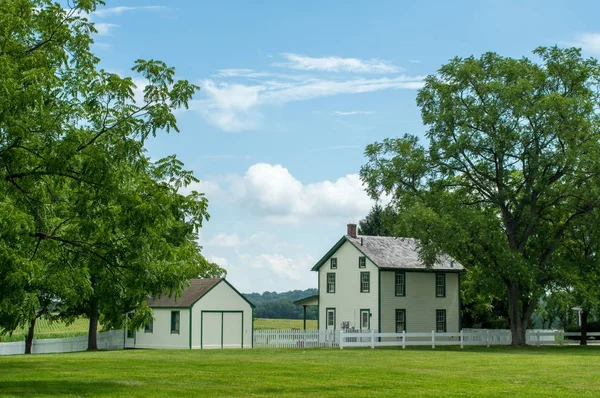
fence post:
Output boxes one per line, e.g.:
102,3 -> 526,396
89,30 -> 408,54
402,330 -> 406,349
276,330 -> 280,349
371,330 -> 375,349
460,329 -> 464,349
486,330 -> 490,348
559,330 -> 563,346
537,330 -> 540,347
432,330 -> 435,349
340,331 -> 344,349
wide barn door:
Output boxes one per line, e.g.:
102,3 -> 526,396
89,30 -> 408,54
222,313 -> 243,348
201,311 -> 243,349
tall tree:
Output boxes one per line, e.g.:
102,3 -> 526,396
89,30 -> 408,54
361,47 -> 600,345
358,204 -> 396,236
0,0 -> 223,351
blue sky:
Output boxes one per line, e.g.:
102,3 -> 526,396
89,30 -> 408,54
87,0 -> 600,293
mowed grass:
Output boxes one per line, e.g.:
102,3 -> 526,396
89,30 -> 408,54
1,347 -> 600,397
254,318 -> 317,329
0,318 -> 91,342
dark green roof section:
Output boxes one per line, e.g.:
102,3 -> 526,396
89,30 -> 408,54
293,294 -> 319,306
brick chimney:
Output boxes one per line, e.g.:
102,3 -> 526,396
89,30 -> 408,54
347,223 -> 357,238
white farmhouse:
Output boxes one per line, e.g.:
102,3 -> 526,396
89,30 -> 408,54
306,224 -> 463,333
125,278 -> 255,350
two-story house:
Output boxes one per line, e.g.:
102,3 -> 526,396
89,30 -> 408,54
309,224 -> 463,333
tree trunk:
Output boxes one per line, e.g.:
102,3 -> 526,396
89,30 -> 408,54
24,316 -> 36,354
580,311 -> 588,346
87,296 -> 99,351
506,283 -> 536,346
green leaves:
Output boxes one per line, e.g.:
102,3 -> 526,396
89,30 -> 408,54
0,0 -> 221,343
362,46 -> 600,344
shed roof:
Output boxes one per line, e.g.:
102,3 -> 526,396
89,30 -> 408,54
312,235 -> 463,272
146,278 -> 255,309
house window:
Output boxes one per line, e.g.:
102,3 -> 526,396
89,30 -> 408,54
358,256 -> 366,268
126,328 -> 134,339
436,310 -> 446,333
360,310 -> 370,329
145,316 -> 153,333
327,273 -> 336,293
360,272 -> 370,293
436,273 -> 446,297
330,258 -> 337,269
126,313 -> 134,338
395,309 -> 406,333
395,272 -> 405,296
171,311 -> 180,334
326,308 -> 336,329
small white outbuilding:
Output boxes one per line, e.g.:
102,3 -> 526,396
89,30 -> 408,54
125,278 -> 255,349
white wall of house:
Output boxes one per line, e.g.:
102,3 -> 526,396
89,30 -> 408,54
190,281 -> 253,349
134,308 -> 190,349
380,271 -> 460,333
318,240 -> 379,331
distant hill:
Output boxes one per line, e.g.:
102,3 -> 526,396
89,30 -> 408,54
244,288 -> 317,320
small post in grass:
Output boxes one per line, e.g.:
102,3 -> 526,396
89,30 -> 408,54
460,329 -> 464,349
486,330 -> 490,348
432,330 -> 435,349
402,330 -> 406,349
340,330 -> 344,349
371,330 -> 375,349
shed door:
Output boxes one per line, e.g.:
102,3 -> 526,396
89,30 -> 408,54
201,311 -> 243,349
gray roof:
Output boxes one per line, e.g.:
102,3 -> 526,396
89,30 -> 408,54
146,278 -> 223,308
346,235 -> 463,271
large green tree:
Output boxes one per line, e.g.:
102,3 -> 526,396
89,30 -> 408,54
0,0 -> 223,351
361,47 -> 600,345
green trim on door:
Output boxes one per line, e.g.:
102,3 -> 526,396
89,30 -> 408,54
325,307 -> 336,330
378,269 -> 381,333
360,309 -> 370,330
200,310 -> 245,349
189,309 -> 192,349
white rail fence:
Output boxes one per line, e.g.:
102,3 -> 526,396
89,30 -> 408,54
253,329 -> 598,349
0,330 -> 124,356
253,329 -> 376,348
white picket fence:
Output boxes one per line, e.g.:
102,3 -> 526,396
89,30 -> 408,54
0,330 -> 124,356
339,329 -> 600,349
253,329 -> 376,348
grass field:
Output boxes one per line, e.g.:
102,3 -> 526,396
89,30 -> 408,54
1,346 -> 599,397
0,318 -> 315,342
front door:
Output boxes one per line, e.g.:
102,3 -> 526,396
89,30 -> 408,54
326,308 -> 336,330
360,309 -> 370,330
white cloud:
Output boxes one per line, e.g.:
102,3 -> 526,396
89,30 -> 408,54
275,53 -> 401,74
208,256 -> 228,267
332,110 -> 376,116
92,6 -> 167,18
568,33 -> 600,55
194,75 -> 423,132
408,59 -> 422,64
206,233 -> 243,247
93,22 -> 118,35
216,69 -> 271,78
239,253 -> 311,280
230,163 -> 375,223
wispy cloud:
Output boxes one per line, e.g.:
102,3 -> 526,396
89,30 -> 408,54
93,6 -> 167,18
408,59 -> 422,64
194,75 -> 423,132
274,53 -> 401,74
566,33 -> 600,55
93,22 -> 118,35
332,110 -> 376,116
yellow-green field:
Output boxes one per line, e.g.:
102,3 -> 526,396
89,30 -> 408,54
1,346 -> 599,397
1,318 -> 315,342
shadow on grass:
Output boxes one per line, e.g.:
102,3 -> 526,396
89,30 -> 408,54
0,380 -> 131,396
370,344 -> 600,356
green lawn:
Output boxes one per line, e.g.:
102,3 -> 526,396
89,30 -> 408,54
1,346 -> 599,397
254,318 -> 317,330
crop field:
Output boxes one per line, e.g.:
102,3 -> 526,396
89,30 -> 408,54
0,318 -> 91,342
1,346 -> 599,397
0,318 -> 314,342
